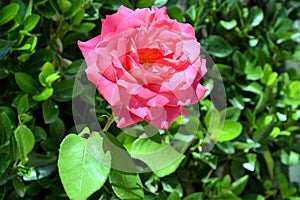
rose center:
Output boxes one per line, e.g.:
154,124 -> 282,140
137,48 -> 164,69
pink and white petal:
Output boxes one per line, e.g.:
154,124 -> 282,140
96,76 -> 120,106
180,40 -> 200,63
78,35 -> 103,58
101,6 -> 133,37
85,64 -> 100,86
151,6 -> 168,19
147,94 -> 170,107
194,82 -> 207,100
178,22 -> 195,37
129,107 -> 148,119
146,106 -> 184,129
113,104 -> 143,128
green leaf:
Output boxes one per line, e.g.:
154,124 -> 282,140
266,72 -> 278,86
240,82 -> 263,94
232,51 -> 246,73
15,72 -> 40,95
167,191 -> 181,200
57,0 -> 72,13
17,94 -> 29,115
202,35 -> 233,58
0,3 -> 19,26
269,127 -> 281,138
0,112 -> 13,145
12,180 -> 25,197
0,152 -> 10,174
245,66 -> 263,81
136,0 -> 155,8
278,173 -> 289,198
49,118 -> 65,143
45,72 -> 60,85
161,176 -> 183,197
27,49 -> 56,68
37,3 -> 56,19
0,106 -> 16,124
186,5 -> 197,22
109,169 -> 144,200
58,132 -> 111,200
274,17 -> 292,34
218,120 -> 242,142
254,118 -> 274,142
216,142 -> 235,154
154,155 -> 185,178
220,19 -> 237,30
71,8 -> 84,25
183,193 -> 203,200
130,138 -> 185,177
33,126 -> 47,142
38,62 -> 55,87
100,132 -> 137,173
262,150 -> 274,179
243,153 -> 257,171
280,150 -> 299,166
63,59 -> 84,75
231,175 -> 249,195
0,39 -> 16,60
14,125 -> 35,157
167,5 -> 184,22
54,79 -> 83,102
288,80 -> 300,98
247,7 -> 264,27
42,100 -> 59,124
72,22 -> 96,33
32,87 -> 53,101
63,0 -> 81,19
23,14 -> 40,31
154,0 -> 168,7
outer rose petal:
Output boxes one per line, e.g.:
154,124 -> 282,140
101,6 -> 133,37
178,23 -> 195,37
78,35 -> 102,58
113,104 -> 143,128
147,106 -> 185,129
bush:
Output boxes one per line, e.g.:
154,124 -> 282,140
0,0 -> 300,199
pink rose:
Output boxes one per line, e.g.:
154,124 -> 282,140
78,6 -> 207,129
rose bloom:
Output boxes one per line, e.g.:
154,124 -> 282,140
78,6 -> 207,129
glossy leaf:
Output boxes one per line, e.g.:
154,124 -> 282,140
0,39 -> 16,60
202,35 -> 233,58
109,169 -> 144,200
38,62 -> 55,87
130,138 -> 185,177
14,125 -> 35,157
42,100 -> 59,124
17,94 -> 29,115
58,132 -> 111,200
247,7 -> 264,27
32,87 -> 53,101
15,72 -> 40,95
220,19 -> 237,30
54,79 -> 83,102
0,4 -> 19,26
23,14 -> 40,31
0,112 -> 13,145
218,120 -> 242,142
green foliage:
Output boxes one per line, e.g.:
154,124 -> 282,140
58,129 -> 111,200
0,0 -> 300,199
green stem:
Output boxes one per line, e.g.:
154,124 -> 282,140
103,115 -> 115,132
